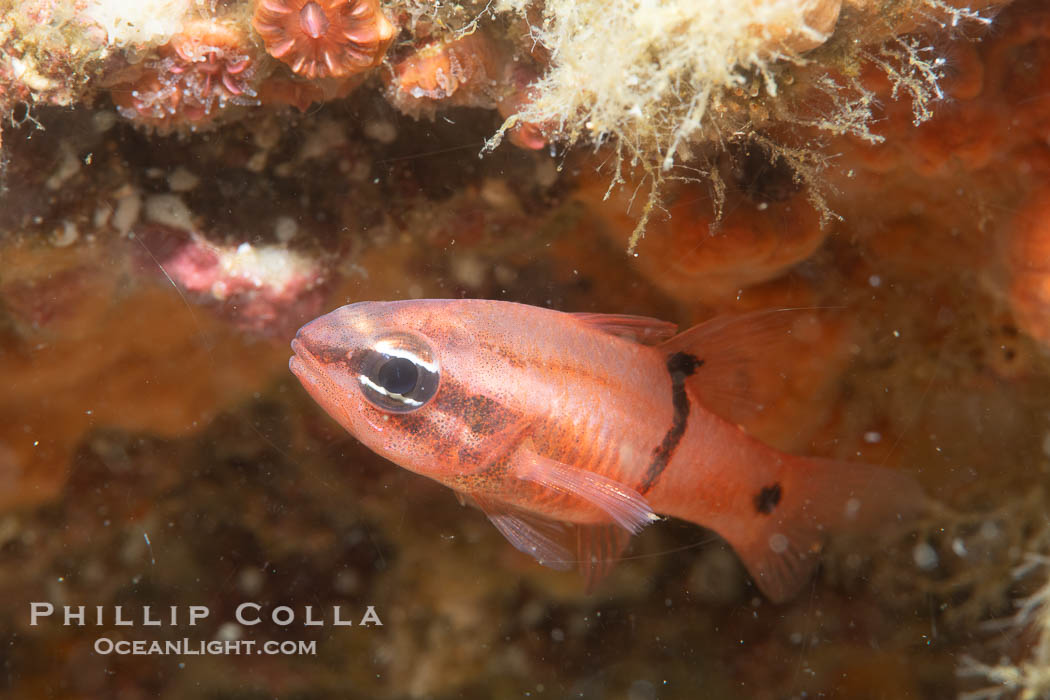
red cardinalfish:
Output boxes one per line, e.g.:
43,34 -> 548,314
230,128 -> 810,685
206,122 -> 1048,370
289,299 -> 924,602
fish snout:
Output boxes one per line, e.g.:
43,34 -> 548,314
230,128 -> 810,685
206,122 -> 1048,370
290,302 -> 405,365
291,312 -> 361,363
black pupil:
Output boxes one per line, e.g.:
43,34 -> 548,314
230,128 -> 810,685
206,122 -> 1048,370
376,357 -> 419,395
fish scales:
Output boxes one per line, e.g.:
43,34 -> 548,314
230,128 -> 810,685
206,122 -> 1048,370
440,303 -> 669,522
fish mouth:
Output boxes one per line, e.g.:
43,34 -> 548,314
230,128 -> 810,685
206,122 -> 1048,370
288,336 -> 332,394
288,337 -> 307,378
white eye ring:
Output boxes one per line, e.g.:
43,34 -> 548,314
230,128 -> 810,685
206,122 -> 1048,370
356,333 -> 440,413
358,374 -> 424,407
373,340 -> 439,373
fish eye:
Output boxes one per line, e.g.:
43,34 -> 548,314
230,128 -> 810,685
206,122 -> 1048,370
356,333 -> 439,413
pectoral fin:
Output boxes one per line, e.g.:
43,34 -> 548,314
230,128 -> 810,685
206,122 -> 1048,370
473,494 -> 574,571
468,427 -> 657,586
516,449 -> 660,534
472,493 -> 636,589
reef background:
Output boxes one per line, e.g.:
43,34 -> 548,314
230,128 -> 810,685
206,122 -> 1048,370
2,0 -> 1050,698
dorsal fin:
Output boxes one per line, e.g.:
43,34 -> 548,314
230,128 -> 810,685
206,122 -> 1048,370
571,312 -> 678,345
659,308 -> 850,434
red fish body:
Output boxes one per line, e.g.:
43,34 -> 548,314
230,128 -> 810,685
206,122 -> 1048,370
289,299 -> 922,601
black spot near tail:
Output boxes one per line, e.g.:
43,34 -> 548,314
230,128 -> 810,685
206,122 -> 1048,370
754,483 -> 782,515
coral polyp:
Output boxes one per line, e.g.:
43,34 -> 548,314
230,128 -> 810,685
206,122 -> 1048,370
385,32 -> 505,117
253,0 -> 395,79
109,20 -> 261,131
169,21 -> 258,99
384,32 -> 548,149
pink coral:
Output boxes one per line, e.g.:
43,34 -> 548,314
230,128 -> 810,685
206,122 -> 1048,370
134,225 -> 327,336
384,32 -> 548,149
385,32 -> 504,116
253,0 -> 395,79
169,22 -> 258,100
109,20 -> 261,131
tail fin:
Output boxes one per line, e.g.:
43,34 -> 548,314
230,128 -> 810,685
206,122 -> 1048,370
716,455 -> 926,603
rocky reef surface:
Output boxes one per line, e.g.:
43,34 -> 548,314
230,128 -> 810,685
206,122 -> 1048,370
2,0 -> 1050,698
